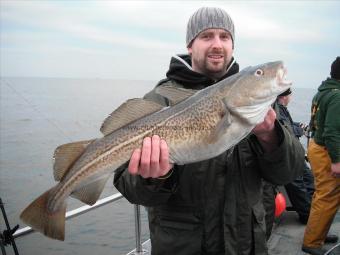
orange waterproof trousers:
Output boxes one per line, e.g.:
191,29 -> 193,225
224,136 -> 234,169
303,139 -> 340,248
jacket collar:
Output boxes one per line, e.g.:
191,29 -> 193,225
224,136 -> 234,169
318,77 -> 340,91
165,54 -> 239,89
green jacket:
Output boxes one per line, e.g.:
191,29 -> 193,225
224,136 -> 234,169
311,78 -> 340,163
114,55 -> 305,255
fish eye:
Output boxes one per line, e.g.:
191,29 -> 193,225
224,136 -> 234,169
255,69 -> 264,76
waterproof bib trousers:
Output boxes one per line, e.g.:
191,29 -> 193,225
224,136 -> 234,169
303,139 -> 340,248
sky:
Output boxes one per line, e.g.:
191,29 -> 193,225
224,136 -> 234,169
1,0 -> 339,88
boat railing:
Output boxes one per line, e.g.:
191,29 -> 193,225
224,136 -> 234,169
0,194 -> 148,255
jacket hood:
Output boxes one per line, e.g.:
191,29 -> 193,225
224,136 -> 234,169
318,77 -> 340,92
164,54 -> 239,89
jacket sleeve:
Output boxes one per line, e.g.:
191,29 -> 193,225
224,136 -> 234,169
276,102 -> 303,138
324,92 -> 340,163
114,163 -> 179,206
253,121 -> 305,185
292,122 -> 304,138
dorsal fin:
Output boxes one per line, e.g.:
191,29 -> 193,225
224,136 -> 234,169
100,98 -> 163,136
53,139 -> 95,181
155,85 -> 197,105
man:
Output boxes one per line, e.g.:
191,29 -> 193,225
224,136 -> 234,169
114,7 -> 305,255
302,57 -> 340,255
276,88 -> 315,224
263,89 -> 314,240
277,88 -> 309,141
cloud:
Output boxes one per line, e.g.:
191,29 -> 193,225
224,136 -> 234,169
2,1 -> 337,48
1,1 -> 184,51
1,0 -> 339,88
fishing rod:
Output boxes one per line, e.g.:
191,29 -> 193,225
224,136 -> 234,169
305,125 -> 311,149
2,80 -> 73,142
305,125 -> 311,162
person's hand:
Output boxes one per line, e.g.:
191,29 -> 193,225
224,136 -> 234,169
251,108 -> 278,152
331,162 -> 340,178
299,122 -> 309,137
128,135 -> 173,178
299,122 -> 308,130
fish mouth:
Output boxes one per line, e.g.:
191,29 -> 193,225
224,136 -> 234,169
277,66 -> 292,87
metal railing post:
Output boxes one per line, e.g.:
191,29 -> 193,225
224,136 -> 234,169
134,204 -> 143,254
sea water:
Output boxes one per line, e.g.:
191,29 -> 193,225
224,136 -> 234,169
0,77 -> 316,255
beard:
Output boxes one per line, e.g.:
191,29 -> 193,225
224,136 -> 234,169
192,49 -> 230,80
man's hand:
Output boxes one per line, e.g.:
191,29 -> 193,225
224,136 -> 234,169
299,122 -> 310,137
331,162 -> 340,178
128,135 -> 173,178
251,108 -> 278,152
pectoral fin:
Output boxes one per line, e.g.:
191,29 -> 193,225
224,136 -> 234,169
100,98 -> 163,136
208,109 -> 233,144
155,85 -> 197,105
70,174 -> 110,205
53,139 -> 95,181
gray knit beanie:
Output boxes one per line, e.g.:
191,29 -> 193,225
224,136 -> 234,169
186,7 -> 235,47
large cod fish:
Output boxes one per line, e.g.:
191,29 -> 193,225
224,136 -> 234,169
20,61 -> 291,240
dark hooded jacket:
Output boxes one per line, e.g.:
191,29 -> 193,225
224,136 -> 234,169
114,55 -> 305,255
276,103 -> 304,138
311,78 -> 340,163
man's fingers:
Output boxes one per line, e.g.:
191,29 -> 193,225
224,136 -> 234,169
252,108 -> 276,134
128,149 -> 141,175
140,137 -> 151,177
267,108 -> 276,120
150,135 -> 161,176
128,136 -> 172,179
263,108 -> 276,129
159,139 -> 172,176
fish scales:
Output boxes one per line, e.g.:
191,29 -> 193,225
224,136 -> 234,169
49,91 -> 222,212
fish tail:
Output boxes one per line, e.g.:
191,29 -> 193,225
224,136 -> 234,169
20,187 -> 67,241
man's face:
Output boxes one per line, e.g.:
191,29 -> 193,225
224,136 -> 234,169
285,94 -> 292,106
188,28 -> 233,80
279,94 -> 292,106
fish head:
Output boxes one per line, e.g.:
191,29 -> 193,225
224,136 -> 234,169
221,61 -> 292,124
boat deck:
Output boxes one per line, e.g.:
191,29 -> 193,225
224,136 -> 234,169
268,210 -> 340,254
127,210 -> 340,255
